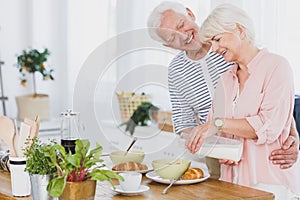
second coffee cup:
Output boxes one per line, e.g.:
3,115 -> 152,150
119,172 -> 142,191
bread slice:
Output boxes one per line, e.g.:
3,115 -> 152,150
182,168 -> 204,180
112,161 -> 148,171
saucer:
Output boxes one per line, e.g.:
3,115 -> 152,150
111,185 -> 150,196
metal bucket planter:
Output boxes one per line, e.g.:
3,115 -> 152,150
59,179 -> 97,200
30,174 -> 53,200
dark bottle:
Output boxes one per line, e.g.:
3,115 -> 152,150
61,139 -> 76,154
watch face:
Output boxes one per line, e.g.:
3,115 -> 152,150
215,119 -> 223,127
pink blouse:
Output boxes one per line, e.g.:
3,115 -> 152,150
212,49 -> 300,195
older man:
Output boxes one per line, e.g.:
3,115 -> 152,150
147,1 -> 299,179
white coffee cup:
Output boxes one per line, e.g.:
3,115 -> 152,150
119,172 -> 142,191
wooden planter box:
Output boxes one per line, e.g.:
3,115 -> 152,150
59,179 -> 96,200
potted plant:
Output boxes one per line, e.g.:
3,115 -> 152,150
46,139 -> 124,200
15,48 -> 54,120
24,137 -> 57,200
119,101 -> 159,135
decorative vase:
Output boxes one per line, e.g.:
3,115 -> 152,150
15,94 -> 50,120
59,179 -> 97,200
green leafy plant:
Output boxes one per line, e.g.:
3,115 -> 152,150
16,48 -> 54,96
46,139 -> 124,198
24,137 -> 57,175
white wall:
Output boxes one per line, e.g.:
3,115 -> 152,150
0,0 -> 32,117
0,0 -> 115,118
1,1 -> 299,151
0,0 -> 69,118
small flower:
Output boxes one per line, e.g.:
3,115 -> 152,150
22,66 -> 28,70
20,80 -> 27,87
41,63 -> 45,69
45,75 -> 51,80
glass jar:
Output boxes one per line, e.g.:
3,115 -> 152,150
60,109 -> 81,154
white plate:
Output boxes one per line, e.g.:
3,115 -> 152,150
111,185 -> 150,196
145,171 -> 210,185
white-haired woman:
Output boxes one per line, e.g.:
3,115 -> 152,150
185,4 -> 300,199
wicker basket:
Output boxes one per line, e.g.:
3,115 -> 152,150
116,92 -> 151,121
157,110 -> 174,132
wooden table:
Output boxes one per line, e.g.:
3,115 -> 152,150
0,170 -> 274,200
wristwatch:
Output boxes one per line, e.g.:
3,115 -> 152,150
214,117 -> 224,132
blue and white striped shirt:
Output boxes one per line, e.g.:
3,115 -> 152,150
168,50 -> 233,134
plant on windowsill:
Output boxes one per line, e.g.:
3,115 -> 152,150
46,139 -> 124,199
15,48 -> 54,120
16,48 -> 54,96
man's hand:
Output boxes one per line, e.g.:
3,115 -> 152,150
270,118 -> 299,169
269,135 -> 299,169
219,159 -> 238,166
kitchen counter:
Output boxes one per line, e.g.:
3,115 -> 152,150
0,170 -> 274,200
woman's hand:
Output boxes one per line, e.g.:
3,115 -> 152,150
185,121 -> 212,153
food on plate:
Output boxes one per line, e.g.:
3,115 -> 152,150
182,168 -> 204,180
112,161 -> 148,171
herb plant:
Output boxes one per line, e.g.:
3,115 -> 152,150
46,139 -> 124,197
24,137 -> 57,175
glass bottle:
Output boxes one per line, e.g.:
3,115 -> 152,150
60,109 -> 81,154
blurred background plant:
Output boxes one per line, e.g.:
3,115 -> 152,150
16,48 -> 54,97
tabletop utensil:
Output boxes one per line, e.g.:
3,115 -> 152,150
34,115 -> 40,137
24,117 -> 36,139
13,119 -> 19,157
24,115 -> 39,139
161,178 -> 178,194
17,122 -> 31,157
124,137 -> 137,156
0,116 -> 16,157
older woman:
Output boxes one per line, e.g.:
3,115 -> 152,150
185,4 -> 300,199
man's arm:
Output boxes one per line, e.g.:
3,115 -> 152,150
269,118 -> 299,169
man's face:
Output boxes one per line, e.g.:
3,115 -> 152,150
157,10 -> 202,51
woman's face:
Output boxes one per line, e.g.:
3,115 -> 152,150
210,30 -> 243,63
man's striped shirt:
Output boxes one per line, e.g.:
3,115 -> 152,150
168,50 -> 233,134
